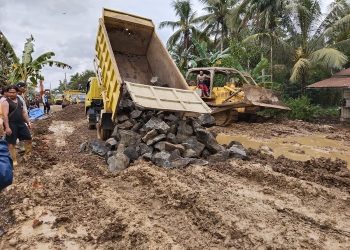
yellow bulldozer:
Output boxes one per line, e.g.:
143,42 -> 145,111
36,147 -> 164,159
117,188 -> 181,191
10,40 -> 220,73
186,67 -> 290,126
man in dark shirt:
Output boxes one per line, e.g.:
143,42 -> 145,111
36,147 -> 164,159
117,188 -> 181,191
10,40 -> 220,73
1,85 -> 32,166
42,91 -> 51,114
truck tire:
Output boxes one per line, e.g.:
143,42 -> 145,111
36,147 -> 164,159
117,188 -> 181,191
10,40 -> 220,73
87,111 -> 97,130
88,124 -> 96,130
101,128 -> 112,141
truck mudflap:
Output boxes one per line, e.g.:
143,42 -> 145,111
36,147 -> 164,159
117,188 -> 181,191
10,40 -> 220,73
125,81 -> 212,114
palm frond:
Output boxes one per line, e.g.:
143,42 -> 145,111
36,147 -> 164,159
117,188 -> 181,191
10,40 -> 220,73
159,21 -> 181,30
290,58 -> 311,83
310,47 -> 347,69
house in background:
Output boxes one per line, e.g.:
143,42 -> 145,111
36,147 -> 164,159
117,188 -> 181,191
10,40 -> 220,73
307,68 -> 350,123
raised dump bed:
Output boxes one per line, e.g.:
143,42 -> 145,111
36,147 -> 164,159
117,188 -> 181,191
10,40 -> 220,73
94,9 -> 211,139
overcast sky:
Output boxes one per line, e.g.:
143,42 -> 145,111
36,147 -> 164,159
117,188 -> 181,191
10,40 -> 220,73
0,0 -> 332,89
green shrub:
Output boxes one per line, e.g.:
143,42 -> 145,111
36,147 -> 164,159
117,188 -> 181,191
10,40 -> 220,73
284,96 -> 339,121
258,96 -> 339,121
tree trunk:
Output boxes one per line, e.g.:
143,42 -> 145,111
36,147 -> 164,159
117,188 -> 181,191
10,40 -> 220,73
270,42 -> 273,83
220,26 -> 224,52
261,50 -> 265,82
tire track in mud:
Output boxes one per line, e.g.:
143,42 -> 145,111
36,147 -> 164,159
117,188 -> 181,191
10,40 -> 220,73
1,105 -> 350,249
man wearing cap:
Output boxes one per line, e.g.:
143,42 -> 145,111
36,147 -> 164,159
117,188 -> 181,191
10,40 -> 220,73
1,85 -> 32,166
16,82 -> 29,112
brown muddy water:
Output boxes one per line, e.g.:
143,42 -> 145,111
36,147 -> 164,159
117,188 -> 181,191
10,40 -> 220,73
217,133 -> 350,168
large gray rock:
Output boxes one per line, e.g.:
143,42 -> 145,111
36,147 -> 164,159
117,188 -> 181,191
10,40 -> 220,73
131,122 -> 143,132
142,129 -> 158,143
105,138 -> 118,150
118,99 -> 134,112
139,143 -> 153,155
168,124 -> 177,135
119,130 -> 141,147
183,149 -> 198,158
111,126 -> 119,139
195,128 -> 224,154
151,151 -> 193,168
146,134 -> 166,146
151,151 -> 172,168
177,120 -> 193,136
228,145 -> 247,159
164,114 -> 179,123
117,115 -> 129,123
144,117 -> 170,134
117,120 -> 134,130
124,145 -> 140,161
191,119 -> 204,132
166,133 -> 177,144
175,133 -> 190,144
201,149 -> 211,159
143,152 -> 153,161
182,137 -> 205,157
208,150 -> 230,163
197,114 -> 216,128
107,153 -> 130,172
91,140 -> 109,157
131,110 -> 143,119
142,111 -> 155,123
154,141 -> 185,154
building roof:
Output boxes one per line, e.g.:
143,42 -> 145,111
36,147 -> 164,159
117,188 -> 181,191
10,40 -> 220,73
307,68 -> 350,89
334,68 -> 350,77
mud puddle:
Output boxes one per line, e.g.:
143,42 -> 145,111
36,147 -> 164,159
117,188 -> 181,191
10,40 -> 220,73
217,133 -> 350,167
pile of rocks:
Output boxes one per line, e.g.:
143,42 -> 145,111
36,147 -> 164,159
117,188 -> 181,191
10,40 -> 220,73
81,90 -> 247,171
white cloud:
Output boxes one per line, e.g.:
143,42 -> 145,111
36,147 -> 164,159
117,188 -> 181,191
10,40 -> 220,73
0,0 -> 334,89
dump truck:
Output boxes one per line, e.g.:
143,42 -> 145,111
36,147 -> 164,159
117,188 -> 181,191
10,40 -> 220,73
186,67 -> 290,125
85,77 -> 103,129
94,9 -> 211,140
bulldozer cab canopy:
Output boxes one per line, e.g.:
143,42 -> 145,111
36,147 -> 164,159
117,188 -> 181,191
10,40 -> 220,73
186,67 -> 257,88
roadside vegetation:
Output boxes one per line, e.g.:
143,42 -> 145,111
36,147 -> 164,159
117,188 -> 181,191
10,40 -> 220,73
161,0 -> 350,121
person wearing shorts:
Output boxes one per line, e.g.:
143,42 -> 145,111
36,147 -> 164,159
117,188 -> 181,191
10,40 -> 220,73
1,85 -> 32,166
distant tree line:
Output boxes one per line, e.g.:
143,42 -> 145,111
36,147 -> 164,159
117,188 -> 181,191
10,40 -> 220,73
161,0 -> 350,107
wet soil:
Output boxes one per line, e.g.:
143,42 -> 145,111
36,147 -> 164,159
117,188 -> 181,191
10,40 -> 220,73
0,105 -> 350,249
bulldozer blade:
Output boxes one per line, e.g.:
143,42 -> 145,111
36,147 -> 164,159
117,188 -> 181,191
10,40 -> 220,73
251,101 -> 291,110
243,85 -> 290,110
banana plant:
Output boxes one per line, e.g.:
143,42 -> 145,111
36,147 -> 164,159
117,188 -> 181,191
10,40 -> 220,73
189,38 -> 230,67
8,35 -> 71,86
0,31 -> 17,86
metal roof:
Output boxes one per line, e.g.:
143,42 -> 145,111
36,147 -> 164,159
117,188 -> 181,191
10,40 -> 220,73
307,68 -> 350,89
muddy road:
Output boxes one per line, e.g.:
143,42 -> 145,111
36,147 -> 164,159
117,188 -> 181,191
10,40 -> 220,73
1,105 -> 350,249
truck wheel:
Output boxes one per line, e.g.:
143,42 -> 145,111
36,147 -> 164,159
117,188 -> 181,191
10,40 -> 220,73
87,112 -> 97,130
101,128 -> 112,140
88,124 -> 96,130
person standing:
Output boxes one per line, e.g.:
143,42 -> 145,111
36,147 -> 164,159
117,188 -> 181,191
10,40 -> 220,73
1,85 -> 32,166
197,71 -> 210,97
16,82 -> 29,113
42,91 -> 51,114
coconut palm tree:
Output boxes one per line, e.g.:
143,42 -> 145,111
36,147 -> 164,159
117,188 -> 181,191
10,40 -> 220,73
159,0 -> 202,50
238,0 -> 288,82
9,35 -> 71,86
196,0 -> 237,52
288,0 -> 348,93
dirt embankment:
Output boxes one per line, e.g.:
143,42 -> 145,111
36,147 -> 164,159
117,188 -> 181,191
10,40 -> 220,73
1,105 -> 350,249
